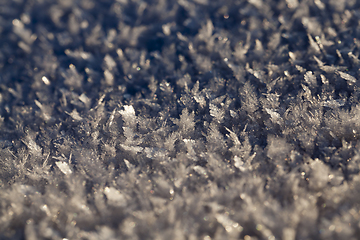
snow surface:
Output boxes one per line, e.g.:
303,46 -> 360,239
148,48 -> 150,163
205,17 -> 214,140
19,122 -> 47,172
0,0 -> 360,239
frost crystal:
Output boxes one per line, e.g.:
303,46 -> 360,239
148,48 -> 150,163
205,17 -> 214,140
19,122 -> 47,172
304,71 -> 317,86
337,71 -> 357,83
62,64 -> 83,89
322,99 -> 345,108
215,214 -> 243,234
209,104 -> 224,123
66,109 -> 83,121
104,187 -> 126,207
265,108 -> 281,124
55,161 -> 72,175
1,0 -> 360,239
119,105 -> 136,124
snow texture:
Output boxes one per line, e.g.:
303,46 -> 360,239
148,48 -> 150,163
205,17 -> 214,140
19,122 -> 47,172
0,0 -> 360,239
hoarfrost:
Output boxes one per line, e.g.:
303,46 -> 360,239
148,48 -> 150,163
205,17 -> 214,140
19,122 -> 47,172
265,108 -> 281,124
198,19 -> 213,41
34,100 -> 53,122
104,54 -> 117,71
41,76 -> 50,86
322,99 -> 345,108
233,155 -> 246,171
304,71 -> 317,86
267,136 -> 291,161
21,133 -> 42,157
119,105 -> 136,127
104,69 -> 114,86
120,144 -> 143,154
79,93 -> 91,108
308,159 -> 329,191
337,71 -> 357,83
65,49 -> 93,61
209,103 -> 224,123
178,108 -> 195,134
62,64 -> 83,89
308,34 -> 320,52
55,161 -> 72,175
193,165 -> 207,176
1,0 -> 360,239
153,178 -> 174,199
104,187 -> 126,207
123,159 -> 134,170
66,109 -> 83,121
119,105 -> 136,118
215,214 -> 243,234
348,52 -> 360,66
240,81 -> 258,113
282,228 -> 296,240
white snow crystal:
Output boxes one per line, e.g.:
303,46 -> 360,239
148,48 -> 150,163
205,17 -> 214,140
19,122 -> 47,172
62,64 -> 83,89
283,228 -> 296,240
104,54 -> 116,70
183,139 -> 197,160
198,19 -> 213,40
119,105 -> 136,127
79,93 -> 91,107
308,159 -> 329,191
304,71 -> 316,86
104,69 -> 114,86
66,109 -> 83,121
265,108 -> 281,123
119,105 -> 135,117
229,110 -> 238,118
22,134 -> 42,157
55,161 -> 72,175
337,71 -> 357,83
178,108 -> 195,133
286,0 -> 299,8
215,213 -> 243,234
308,34 -> 320,52
120,144 -> 143,154
41,76 -> 50,85
123,159 -> 134,170
104,187 -> 126,207
233,155 -> 246,172
314,0 -> 325,9
322,99 -> 345,108
193,166 -> 207,176
248,0 -> 263,9
34,100 -> 52,122
193,95 -> 206,108
209,103 -> 224,122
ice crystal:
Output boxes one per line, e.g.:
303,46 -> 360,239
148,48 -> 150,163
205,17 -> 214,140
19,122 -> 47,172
104,187 -> 127,207
1,0 -> 360,239
55,161 -> 72,175
337,71 -> 357,83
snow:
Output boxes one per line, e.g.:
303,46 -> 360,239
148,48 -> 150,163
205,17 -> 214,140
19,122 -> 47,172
55,161 -> 72,175
0,0 -> 360,239
104,187 -> 126,207
337,71 -> 357,83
